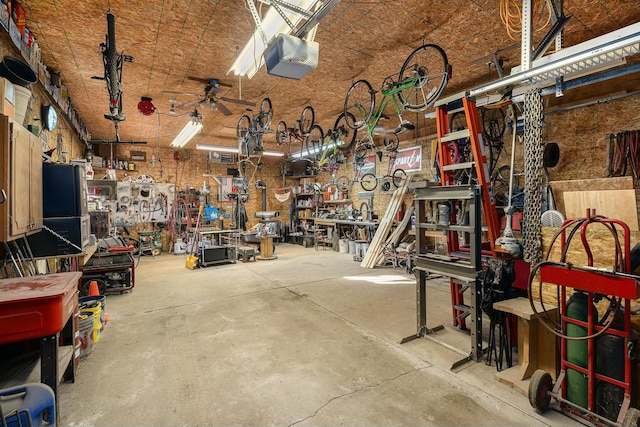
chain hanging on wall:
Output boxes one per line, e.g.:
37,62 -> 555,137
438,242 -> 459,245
522,89 -> 544,265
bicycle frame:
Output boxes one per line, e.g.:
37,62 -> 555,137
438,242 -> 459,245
364,77 -> 417,136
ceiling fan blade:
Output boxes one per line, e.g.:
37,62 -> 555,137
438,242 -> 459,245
161,90 -> 202,97
219,97 -> 256,107
177,99 -> 200,109
216,102 -> 233,116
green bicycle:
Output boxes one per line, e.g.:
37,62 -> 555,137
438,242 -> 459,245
343,44 -> 449,159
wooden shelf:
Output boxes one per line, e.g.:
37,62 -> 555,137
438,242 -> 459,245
323,199 -> 352,204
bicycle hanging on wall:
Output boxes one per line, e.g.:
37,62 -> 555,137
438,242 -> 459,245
93,11 -> 134,124
343,44 -> 450,160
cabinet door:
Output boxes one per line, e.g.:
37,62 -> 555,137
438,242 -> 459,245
10,122 -> 31,236
29,131 -> 42,232
0,115 -> 9,240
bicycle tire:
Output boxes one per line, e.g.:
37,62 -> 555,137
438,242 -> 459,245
299,105 -> 315,134
392,169 -> 407,188
397,44 -> 449,112
305,124 -> 324,160
344,80 -> 374,129
449,111 -> 467,132
360,173 -> 377,191
383,133 -> 399,151
258,98 -> 273,130
237,115 -> 251,138
333,111 -> 357,152
105,13 -> 121,116
336,175 -> 351,192
481,106 -> 506,140
275,121 -> 288,146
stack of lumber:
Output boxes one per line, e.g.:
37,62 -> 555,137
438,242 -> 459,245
360,175 -> 413,268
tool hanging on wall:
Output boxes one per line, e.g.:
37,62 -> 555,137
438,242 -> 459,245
185,205 -> 204,270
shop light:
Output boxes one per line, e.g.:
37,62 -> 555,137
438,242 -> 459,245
170,114 -> 203,148
196,143 -> 284,157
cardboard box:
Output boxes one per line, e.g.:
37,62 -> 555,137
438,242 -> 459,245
0,78 -> 16,120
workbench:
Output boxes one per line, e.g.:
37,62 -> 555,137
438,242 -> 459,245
0,272 -> 82,424
198,228 -> 239,266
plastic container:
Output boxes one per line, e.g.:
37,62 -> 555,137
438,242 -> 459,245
361,243 -> 369,256
348,240 -> 356,254
78,311 -> 94,357
174,238 -> 186,254
0,56 -> 37,87
79,300 -> 101,343
339,239 -> 348,253
13,85 -> 30,125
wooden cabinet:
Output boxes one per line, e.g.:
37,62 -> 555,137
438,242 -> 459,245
0,115 -> 43,241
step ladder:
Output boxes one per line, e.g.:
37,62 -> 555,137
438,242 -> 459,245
434,93 -> 502,329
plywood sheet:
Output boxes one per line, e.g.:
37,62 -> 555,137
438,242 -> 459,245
550,177 -> 634,214
563,189 -> 638,230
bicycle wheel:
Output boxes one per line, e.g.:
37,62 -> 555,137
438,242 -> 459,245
481,107 -> 506,140
360,173 -> 377,191
258,98 -> 272,130
383,133 -> 399,151
491,165 -> 518,206
305,124 -> 324,159
397,44 -> 449,112
334,112 -> 357,152
336,175 -> 351,192
105,13 -> 119,106
344,80 -> 374,129
449,111 -> 467,132
237,115 -> 251,138
392,169 -> 407,188
275,121 -> 288,146
299,105 -> 315,134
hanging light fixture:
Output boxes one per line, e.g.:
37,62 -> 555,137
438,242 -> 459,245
170,110 -> 203,148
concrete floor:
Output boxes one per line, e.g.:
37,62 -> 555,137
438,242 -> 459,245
59,244 -> 579,426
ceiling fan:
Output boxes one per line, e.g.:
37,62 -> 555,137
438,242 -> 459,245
162,78 -> 256,116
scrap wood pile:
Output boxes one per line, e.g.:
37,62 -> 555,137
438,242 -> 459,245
360,175 -> 414,268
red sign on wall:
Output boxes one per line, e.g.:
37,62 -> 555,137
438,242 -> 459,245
393,146 -> 422,172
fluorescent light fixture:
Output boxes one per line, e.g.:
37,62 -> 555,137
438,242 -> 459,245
196,143 -> 284,157
227,0 -> 319,79
196,143 -> 239,153
170,118 -> 203,148
290,141 -> 334,159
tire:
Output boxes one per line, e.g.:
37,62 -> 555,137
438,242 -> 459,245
397,44 -> 449,112
481,106 -> 506,140
344,80 -> 374,129
237,115 -> 251,138
336,175 -> 351,192
392,169 -> 406,188
528,369 -> 553,412
543,142 -> 560,168
305,124 -> 324,160
258,98 -> 272,130
449,111 -> 467,132
383,133 -> 399,151
275,121 -> 288,146
622,407 -> 640,427
360,173 -> 377,191
299,105 -> 315,134
334,112 -> 358,152
105,13 -> 119,101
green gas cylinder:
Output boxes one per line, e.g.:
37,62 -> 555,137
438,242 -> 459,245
566,291 -> 597,410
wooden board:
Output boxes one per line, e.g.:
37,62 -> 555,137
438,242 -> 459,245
550,176 -> 634,214
563,189 -> 638,230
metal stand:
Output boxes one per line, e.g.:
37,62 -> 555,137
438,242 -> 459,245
402,184 -> 483,365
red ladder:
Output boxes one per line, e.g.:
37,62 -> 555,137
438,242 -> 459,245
434,93 -> 502,328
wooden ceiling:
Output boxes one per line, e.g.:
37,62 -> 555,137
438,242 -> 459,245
18,0 -> 640,151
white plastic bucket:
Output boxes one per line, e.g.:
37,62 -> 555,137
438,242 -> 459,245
348,240 -> 356,254
339,239 -> 348,254
361,243 -> 369,256
14,85 -> 30,125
